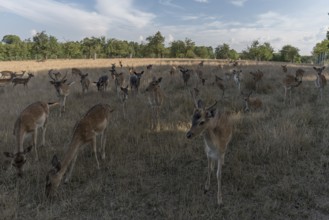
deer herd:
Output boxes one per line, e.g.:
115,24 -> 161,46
1,60 -> 328,206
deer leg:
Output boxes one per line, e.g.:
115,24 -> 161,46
32,129 -> 38,161
64,153 -> 78,183
101,131 -> 107,160
217,159 -> 223,206
92,136 -> 100,169
205,157 -> 215,193
41,118 -> 48,147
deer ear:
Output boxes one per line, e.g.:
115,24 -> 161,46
4,152 -> 14,158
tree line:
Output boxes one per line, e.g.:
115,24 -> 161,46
0,30 -> 328,63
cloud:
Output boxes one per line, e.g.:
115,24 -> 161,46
230,0 -> 247,7
194,0 -> 208,3
0,0 -> 155,39
158,0 -> 183,9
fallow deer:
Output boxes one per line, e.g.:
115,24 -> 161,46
72,68 -> 90,94
232,69 -> 242,91
180,68 -> 191,86
12,73 -> 34,87
119,60 -> 123,68
313,66 -> 327,100
145,77 -> 165,130
249,70 -> 264,91
196,69 -> 206,86
186,94 -> 233,206
130,71 -> 144,94
94,75 -> 109,92
0,70 -> 15,78
45,104 -> 114,197
198,61 -> 204,67
241,91 -> 262,112
49,69 -> 75,116
0,73 -> 15,87
120,86 -> 129,119
4,101 -> 59,177
281,65 -> 288,73
170,65 -> 177,76
110,69 -> 124,96
282,74 -> 302,102
13,71 -> 26,78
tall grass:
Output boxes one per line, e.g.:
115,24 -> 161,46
1,59 -> 329,219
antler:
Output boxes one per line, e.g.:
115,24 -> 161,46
189,89 -> 199,108
48,69 -> 56,81
61,71 -> 68,81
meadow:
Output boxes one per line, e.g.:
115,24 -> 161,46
1,59 -> 329,219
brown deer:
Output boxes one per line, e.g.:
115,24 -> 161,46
249,70 -> 264,91
282,74 -> 302,102
0,70 -> 15,78
281,65 -> 288,73
45,104 -> 114,197
241,91 -> 262,112
72,68 -> 90,94
4,101 -> 59,177
12,73 -> 34,87
313,66 -> 327,100
145,77 -> 165,130
186,94 -> 233,206
198,60 -> 204,67
110,69 -> 124,96
48,69 -> 75,116
0,73 -> 15,87
120,85 -> 129,119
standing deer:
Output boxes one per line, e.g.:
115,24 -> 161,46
110,69 -> 124,96
72,68 -> 90,94
0,73 -> 16,87
186,94 -> 233,206
3,101 -> 59,176
180,68 -> 191,86
130,71 -> 144,94
12,73 -> 34,87
120,85 -> 129,119
48,69 -> 75,116
249,70 -> 264,91
313,66 -> 327,100
94,75 -> 109,92
145,77 -> 165,130
232,69 -> 242,91
45,104 -> 114,197
281,65 -> 288,73
0,70 -> 15,78
282,74 -> 302,103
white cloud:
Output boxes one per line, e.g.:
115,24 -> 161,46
159,0 -> 183,9
194,0 -> 209,3
230,0 -> 247,7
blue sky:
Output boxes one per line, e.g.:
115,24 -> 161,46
0,0 -> 328,55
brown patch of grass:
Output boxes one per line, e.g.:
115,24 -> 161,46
1,59 -> 329,219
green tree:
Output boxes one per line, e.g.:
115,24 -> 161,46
242,40 -> 274,61
2,35 -> 21,44
63,41 -> 82,58
280,45 -> 300,62
32,31 -> 51,60
170,40 -> 186,58
215,43 -> 231,59
146,31 -> 165,58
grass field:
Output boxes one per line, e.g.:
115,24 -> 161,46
1,59 -> 329,219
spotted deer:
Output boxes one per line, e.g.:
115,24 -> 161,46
313,66 -> 327,100
45,104 -> 114,197
282,74 -> 302,103
186,93 -> 233,206
4,101 -> 59,177
130,71 -> 144,94
241,91 -> 262,112
12,73 -> 34,87
48,69 -> 75,116
71,68 -> 90,94
145,77 -> 165,130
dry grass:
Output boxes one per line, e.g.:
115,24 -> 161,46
1,59 -> 329,219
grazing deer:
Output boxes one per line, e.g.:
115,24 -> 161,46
180,68 -> 191,86
214,76 -> 225,98
12,73 -> 34,87
313,66 -> 327,100
145,77 -> 165,130
120,86 -> 129,119
241,91 -> 262,112
130,71 -> 144,94
45,104 -> 114,197
249,70 -> 264,91
281,65 -> 288,73
4,101 -> 59,177
48,69 -> 75,116
0,70 -> 15,78
94,75 -> 109,92
232,69 -> 242,91
186,94 -> 233,206
0,73 -> 15,87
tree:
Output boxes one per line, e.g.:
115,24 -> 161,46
146,31 -> 165,58
63,41 -> 82,58
215,43 -> 231,59
170,40 -> 186,58
280,45 -> 300,62
32,31 -> 51,59
242,40 -> 274,61
2,35 -> 21,44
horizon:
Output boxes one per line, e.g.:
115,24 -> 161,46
0,0 -> 328,56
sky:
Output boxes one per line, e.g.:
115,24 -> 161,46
0,0 -> 328,55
